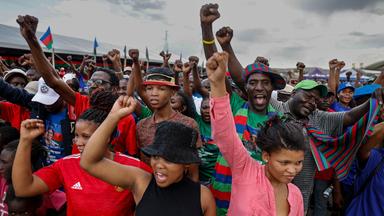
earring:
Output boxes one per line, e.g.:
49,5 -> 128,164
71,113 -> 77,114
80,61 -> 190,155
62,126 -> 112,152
265,160 -> 268,163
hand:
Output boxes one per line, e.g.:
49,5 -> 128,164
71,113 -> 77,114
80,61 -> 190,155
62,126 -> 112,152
255,56 -> 269,66
173,60 -> 183,72
107,49 -> 121,63
110,96 -> 137,119
20,119 -> 45,141
102,54 -> 108,62
356,70 -> 363,80
372,87 -> 384,105
206,52 -> 229,84
160,51 -> 171,61
82,55 -> 93,65
200,3 -> 220,24
16,15 -> 38,40
336,61 -> 345,71
128,49 -> 139,63
329,59 -> 339,71
216,26 -> 233,46
18,54 -> 34,67
66,55 -> 72,62
188,56 -> 199,65
182,62 -> 193,76
296,62 -> 305,70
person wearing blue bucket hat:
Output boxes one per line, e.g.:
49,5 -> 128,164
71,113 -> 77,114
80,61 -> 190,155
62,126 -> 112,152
330,82 -> 355,112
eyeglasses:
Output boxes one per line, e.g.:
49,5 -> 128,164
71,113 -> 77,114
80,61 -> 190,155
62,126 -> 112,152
87,79 -> 111,86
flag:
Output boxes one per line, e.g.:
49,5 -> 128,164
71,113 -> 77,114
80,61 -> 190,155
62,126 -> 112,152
40,26 -> 53,50
93,37 -> 98,59
145,47 -> 149,62
123,45 -> 127,59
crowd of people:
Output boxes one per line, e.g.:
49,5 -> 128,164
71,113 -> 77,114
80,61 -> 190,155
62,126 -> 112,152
0,3 -> 383,216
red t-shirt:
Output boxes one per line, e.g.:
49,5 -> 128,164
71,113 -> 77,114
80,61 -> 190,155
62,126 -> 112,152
315,168 -> 335,181
72,93 -> 137,155
0,102 -> 30,130
34,152 -> 152,216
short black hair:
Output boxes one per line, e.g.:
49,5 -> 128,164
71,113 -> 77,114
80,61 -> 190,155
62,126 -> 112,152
175,90 -> 195,118
0,126 -> 19,151
5,184 -> 43,210
257,116 -> 306,153
94,67 -> 119,87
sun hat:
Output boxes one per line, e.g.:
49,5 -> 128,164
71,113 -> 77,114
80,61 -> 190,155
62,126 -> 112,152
31,78 -> 60,105
4,68 -> 28,83
337,82 -> 355,94
141,121 -> 201,164
243,63 -> 286,90
294,80 -> 328,97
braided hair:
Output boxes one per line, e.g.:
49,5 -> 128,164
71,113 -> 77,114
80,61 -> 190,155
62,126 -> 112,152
257,116 -> 306,154
79,90 -> 119,124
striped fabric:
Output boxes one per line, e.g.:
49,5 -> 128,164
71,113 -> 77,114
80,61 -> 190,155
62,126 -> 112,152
307,98 -> 380,180
210,102 -> 278,215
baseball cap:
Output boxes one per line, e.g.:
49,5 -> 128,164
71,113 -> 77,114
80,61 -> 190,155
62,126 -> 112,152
294,80 -> 328,97
243,63 -> 286,90
4,68 -> 28,83
32,78 -> 60,105
337,82 -> 355,93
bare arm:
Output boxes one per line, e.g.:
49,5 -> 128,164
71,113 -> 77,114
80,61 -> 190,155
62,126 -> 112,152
12,119 -> 50,197
328,59 -> 338,94
201,185 -> 216,216
80,96 -> 151,191
127,49 -> 144,115
296,62 -> 305,82
216,27 -> 247,95
160,51 -> 171,68
200,4 -> 220,60
17,15 -> 76,105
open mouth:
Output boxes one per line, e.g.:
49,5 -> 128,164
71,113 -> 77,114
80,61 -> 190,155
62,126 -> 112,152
253,95 -> 267,106
154,172 -> 167,183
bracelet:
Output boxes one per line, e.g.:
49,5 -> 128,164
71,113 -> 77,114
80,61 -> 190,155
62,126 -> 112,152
202,39 -> 215,45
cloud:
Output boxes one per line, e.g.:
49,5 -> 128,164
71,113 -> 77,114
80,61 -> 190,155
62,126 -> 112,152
348,31 -> 384,48
236,28 -> 268,43
106,0 -> 166,21
292,0 -> 383,14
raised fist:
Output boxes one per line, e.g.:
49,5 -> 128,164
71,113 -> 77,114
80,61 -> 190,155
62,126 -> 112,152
296,62 -> 305,70
16,15 -> 38,40
200,3 -> 220,24
216,26 -> 233,46
128,49 -> 139,63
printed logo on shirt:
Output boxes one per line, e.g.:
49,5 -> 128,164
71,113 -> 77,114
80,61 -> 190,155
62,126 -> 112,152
71,182 -> 83,190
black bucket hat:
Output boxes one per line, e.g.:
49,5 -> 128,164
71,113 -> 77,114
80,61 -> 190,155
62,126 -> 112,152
141,121 -> 201,164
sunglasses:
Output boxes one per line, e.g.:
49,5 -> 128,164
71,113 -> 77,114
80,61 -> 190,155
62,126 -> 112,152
87,79 -> 111,86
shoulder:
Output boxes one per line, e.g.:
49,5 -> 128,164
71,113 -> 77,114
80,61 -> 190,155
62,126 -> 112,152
173,112 -> 198,127
200,184 -> 215,214
137,116 -> 151,127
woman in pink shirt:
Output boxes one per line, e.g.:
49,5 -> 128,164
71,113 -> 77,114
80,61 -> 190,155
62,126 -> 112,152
207,52 -> 305,216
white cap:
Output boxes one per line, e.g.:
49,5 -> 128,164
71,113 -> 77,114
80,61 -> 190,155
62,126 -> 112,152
4,68 -> 27,82
63,73 -> 76,83
24,81 -> 39,94
123,66 -> 132,72
32,78 -> 60,105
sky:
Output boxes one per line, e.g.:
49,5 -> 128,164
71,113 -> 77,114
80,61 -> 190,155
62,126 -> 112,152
1,0 -> 384,68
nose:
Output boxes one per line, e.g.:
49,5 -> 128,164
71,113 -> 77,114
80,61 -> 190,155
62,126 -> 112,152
286,165 -> 297,175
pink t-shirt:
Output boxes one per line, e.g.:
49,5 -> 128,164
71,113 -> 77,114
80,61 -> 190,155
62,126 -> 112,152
210,94 -> 304,216
34,152 -> 151,216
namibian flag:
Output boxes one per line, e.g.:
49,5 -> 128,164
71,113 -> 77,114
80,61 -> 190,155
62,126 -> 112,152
40,26 -> 53,50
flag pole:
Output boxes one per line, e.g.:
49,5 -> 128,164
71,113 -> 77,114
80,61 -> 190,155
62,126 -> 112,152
52,47 -> 55,69
123,45 -> 127,69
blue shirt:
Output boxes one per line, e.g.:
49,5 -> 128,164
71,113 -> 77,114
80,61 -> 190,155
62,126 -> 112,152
346,148 -> 384,215
330,102 -> 351,112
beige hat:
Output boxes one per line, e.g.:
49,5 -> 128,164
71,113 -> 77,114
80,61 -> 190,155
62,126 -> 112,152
278,84 -> 294,95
